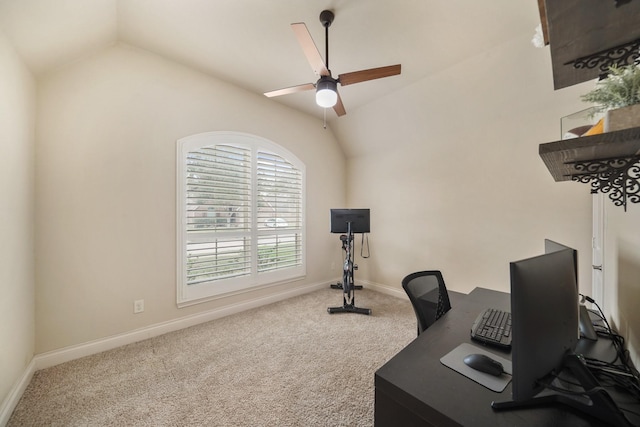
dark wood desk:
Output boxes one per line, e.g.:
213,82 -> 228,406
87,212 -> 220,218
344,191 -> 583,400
375,288 -> 637,427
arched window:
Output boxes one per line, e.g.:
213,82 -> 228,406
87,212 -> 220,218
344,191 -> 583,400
177,132 -> 305,306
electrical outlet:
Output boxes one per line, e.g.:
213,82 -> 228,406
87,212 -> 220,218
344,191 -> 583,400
134,299 -> 144,314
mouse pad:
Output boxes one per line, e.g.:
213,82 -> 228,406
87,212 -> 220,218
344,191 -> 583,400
440,342 -> 512,392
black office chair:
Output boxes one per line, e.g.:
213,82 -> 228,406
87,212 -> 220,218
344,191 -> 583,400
402,270 -> 452,336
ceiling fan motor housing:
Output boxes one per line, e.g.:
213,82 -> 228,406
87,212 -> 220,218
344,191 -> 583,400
319,10 -> 334,27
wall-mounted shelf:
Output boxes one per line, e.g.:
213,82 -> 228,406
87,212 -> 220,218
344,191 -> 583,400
541,0 -> 640,89
536,1 -> 640,209
539,127 -> 640,210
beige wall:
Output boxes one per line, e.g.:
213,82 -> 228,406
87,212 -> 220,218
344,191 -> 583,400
35,43 -> 346,353
334,32 -> 596,296
0,29 -> 35,406
603,201 -> 640,366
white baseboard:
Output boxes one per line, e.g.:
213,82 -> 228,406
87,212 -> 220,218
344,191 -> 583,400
0,359 -> 36,427
34,281 -> 326,371
359,279 -> 407,300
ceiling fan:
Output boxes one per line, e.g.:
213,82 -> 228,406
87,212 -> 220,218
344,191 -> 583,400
264,10 -> 401,117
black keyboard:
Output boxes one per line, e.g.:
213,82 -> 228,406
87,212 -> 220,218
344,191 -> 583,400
470,308 -> 512,349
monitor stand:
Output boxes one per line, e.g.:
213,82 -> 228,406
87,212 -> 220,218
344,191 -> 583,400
579,305 -> 599,341
491,353 -> 632,426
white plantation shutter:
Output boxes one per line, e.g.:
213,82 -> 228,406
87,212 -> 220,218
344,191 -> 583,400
185,145 -> 252,284
177,132 -> 305,305
186,145 -> 251,233
256,151 -> 303,272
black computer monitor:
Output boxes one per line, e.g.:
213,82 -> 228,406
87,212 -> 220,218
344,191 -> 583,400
544,239 -> 598,341
330,209 -> 370,234
544,239 -> 577,279
493,249 -> 631,425
509,249 -> 579,401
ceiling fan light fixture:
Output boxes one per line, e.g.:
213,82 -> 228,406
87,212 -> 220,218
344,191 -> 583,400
263,10 -> 401,118
316,76 -> 338,108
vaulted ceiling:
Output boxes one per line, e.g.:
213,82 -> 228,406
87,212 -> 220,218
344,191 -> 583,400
0,0 -> 541,121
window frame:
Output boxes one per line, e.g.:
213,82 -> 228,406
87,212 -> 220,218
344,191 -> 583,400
176,131 -> 306,306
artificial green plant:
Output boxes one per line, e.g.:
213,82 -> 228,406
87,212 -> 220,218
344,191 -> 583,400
581,63 -> 640,112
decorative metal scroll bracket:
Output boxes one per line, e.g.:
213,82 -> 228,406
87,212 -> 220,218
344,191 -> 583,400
565,156 -> 640,211
565,38 -> 640,77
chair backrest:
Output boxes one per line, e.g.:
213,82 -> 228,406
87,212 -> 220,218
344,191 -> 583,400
401,270 -> 452,336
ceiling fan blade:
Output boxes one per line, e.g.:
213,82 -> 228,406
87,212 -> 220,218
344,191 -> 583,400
338,64 -> 401,86
291,22 -> 330,77
333,91 -> 346,117
264,83 -> 315,98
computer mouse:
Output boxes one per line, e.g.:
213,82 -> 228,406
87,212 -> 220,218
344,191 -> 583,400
463,353 -> 504,376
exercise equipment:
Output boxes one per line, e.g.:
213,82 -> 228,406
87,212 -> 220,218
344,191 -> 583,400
328,209 -> 371,315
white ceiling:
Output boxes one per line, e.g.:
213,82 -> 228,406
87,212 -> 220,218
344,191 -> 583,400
0,0 -> 542,121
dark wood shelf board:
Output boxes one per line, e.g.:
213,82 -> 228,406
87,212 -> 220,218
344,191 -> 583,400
545,0 -> 640,89
539,126 -> 640,182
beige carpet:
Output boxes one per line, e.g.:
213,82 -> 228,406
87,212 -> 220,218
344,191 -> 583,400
8,288 -> 416,426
